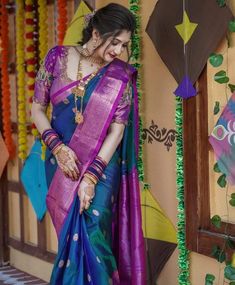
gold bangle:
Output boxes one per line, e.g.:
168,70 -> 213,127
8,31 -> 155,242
52,143 -> 65,156
84,173 -> 98,185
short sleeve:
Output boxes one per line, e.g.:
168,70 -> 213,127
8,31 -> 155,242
33,46 -> 59,106
112,82 -> 132,125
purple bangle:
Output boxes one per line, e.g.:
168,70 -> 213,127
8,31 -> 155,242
86,156 -> 107,182
41,128 -> 63,153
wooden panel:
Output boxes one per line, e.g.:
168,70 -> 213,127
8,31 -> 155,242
185,67 -> 235,257
8,192 -> 21,240
0,169 -> 10,264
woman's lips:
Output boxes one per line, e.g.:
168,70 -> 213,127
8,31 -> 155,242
109,53 -> 116,59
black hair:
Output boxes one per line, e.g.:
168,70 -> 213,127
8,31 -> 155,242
80,3 -> 136,47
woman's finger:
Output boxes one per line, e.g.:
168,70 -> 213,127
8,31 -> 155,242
79,191 -> 85,214
70,163 -> 80,178
71,151 -> 81,165
84,200 -> 90,210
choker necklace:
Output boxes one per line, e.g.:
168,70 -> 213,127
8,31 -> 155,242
77,45 -> 105,65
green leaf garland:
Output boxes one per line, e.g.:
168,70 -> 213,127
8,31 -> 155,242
175,96 -> 190,284
129,0 -> 149,190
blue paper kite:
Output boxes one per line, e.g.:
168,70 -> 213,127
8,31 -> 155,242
21,140 -> 48,221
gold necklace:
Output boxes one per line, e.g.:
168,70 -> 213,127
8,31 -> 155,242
72,56 -> 101,124
77,45 -> 105,66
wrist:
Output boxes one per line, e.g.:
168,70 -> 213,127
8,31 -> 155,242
84,156 -> 107,184
41,128 -> 63,153
52,143 -> 65,156
83,173 -> 97,185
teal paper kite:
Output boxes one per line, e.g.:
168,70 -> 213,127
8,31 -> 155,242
21,140 -> 48,221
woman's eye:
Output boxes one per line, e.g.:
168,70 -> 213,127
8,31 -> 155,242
112,41 -> 119,46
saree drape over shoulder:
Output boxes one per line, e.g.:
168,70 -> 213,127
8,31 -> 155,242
34,46 -> 146,285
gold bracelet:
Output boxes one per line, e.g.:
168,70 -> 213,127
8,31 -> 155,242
52,143 -> 65,156
84,173 -> 98,185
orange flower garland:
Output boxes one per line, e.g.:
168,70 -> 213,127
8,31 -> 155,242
57,0 -> 68,45
0,0 -> 15,159
16,0 -> 28,160
25,0 -> 38,137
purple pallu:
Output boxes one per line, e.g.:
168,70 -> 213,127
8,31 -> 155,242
46,58 -> 146,284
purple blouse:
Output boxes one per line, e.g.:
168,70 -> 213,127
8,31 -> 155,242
33,45 -> 132,125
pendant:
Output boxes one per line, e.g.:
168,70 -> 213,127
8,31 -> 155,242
75,111 -> 84,124
72,87 -> 84,97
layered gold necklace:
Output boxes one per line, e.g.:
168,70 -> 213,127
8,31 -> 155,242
72,56 -> 103,124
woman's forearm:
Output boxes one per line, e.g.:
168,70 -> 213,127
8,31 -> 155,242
97,122 -> 125,164
31,102 -> 52,134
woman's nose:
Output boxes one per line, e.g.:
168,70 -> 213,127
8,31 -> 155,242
114,44 -> 123,55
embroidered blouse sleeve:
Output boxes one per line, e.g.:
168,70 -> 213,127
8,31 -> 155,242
112,82 -> 132,125
33,46 -> 59,106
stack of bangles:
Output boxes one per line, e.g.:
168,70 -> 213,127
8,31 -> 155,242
41,128 -> 64,155
84,156 -> 107,185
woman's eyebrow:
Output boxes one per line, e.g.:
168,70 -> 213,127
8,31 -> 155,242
113,38 -> 130,44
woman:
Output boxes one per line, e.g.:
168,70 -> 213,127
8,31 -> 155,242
31,3 -> 145,285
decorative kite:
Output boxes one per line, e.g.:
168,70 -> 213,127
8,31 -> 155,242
0,132 -> 9,178
146,0 -> 233,99
209,91 -> 235,185
63,0 -> 92,45
21,140 -> 48,220
141,190 -> 177,283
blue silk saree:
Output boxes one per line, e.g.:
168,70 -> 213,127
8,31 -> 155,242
33,46 -> 146,285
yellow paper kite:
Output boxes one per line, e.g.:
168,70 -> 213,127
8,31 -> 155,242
141,189 -> 177,282
63,1 -> 92,46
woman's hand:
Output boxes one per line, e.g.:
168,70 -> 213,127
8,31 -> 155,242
54,145 -> 80,181
77,176 -> 95,214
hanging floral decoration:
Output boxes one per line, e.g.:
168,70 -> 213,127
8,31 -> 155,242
57,0 -> 68,45
16,0 -> 27,160
38,0 -> 49,159
25,0 -> 38,137
38,0 -> 48,61
0,0 -> 15,159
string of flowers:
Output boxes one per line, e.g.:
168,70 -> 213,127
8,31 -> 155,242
38,0 -> 49,159
25,0 -> 38,137
129,0 -> 149,189
38,0 -> 48,62
16,0 -> 27,160
57,0 -> 68,45
175,96 -> 190,285
0,0 -> 15,159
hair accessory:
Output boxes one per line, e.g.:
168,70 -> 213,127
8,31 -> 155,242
84,10 -> 96,27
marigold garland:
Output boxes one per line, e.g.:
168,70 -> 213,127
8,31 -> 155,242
57,0 -> 68,45
16,0 -> 28,160
25,0 -> 38,137
38,0 -> 49,159
0,0 -> 16,159
38,0 -> 48,61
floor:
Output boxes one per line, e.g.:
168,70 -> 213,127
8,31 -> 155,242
0,266 -> 48,285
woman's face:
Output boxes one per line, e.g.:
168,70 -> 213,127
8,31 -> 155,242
94,30 -> 131,63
